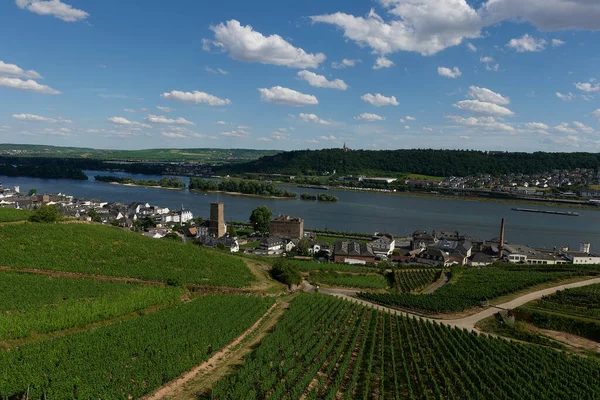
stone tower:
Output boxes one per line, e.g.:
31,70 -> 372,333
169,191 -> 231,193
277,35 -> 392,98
209,202 -> 226,238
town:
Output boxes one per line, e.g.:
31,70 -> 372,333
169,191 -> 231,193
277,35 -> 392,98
2,182 -> 598,268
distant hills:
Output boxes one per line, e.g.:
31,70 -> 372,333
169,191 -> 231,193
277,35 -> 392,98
217,149 -> 600,177
0,144 -> 280,164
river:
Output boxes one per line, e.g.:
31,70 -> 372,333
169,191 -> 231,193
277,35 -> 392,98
1,171 -> 599,250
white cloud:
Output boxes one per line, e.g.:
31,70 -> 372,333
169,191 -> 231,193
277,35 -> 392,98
524,122 -> 549,131
467,86 -> 510,105
156,106 -> 173,113
556,92 -> 574,101
406,116 -> 416,121
0,60 -> 42,79
552,39 -> 566,47
438,66 -> 462,79
423,127 -> 433,131
0,77 -> 60,94
575,80 -> 600,93
467,43 -> 477,52
485,63 -> 499,72
361,93 -> 399,107
399,118 -> 405,123
205,20 -> 325,68
161,132 -> 187,139
108,116 -> 151,128
299,113 -> 331,125
145,114 -> 194,126
554,123 -> 578,135
506,34 -> 546,52
205,67 -> 229,75
573,121 -> 594,134
592,109 -> 600,119
220,130 -> 250,138
453,99 -> 514,116
216,120 -> 229,125
161,90 -> 231,106
354,113 -> 385,121
43,127 -> 72,136
331,58 -> 361,68
373,57 -> 394,70
16,0 -> 89,22
404,125 -> 410,130
12,113 -> 72,123
124,108 -> 136,113
480,56 -> 494,63
258,86 -> 318,106
447,115 -> 515,133
297,70 -> 348,90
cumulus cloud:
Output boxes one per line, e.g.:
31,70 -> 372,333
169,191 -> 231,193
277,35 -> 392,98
406,116 -> 416,121
0,77 -> 60,94
332,58 -> 361,68
467,86 -> 510,105
12,113 -> 72,123
145,114 -> 194,126
552,39 -> 566,47
453,99 -> 514,116
161,90 -> 231,106
297,70 -> 348,90
447,115 -> 515,133
575,80 -> 600,93
205,67 -> 229,75
220,130 -> 250,138
506,34 -> 546,52
205,20 -> 325,68
573,121 -> 595,134
258,86 -> 318,106
361,93 -> 399,107
479,56 -> 499,71
216,120 -> 229,125
354,113 -> 385,121
161,132 -> 187,139
156,106 -> 173,113
373,57 -> 394,70
556,92 -> 574,101
0,60 -> 42,79
592,109 -> 600,119
554,123 -> 578,135
438,66 -> 462,78
16,0 -> 89,22
299,113 -> 331,125
108,116 -> 151,128
524,122 -> 549,131
124,108 -> 136,113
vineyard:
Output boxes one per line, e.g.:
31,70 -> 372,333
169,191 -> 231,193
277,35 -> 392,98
358,267 -> 584,313
209,295 -> 600,399
0,271 -> 182,340
392,269 -> 442,293
310,272 -> 388,289
287,259 -> 373,273
517,284 -> 600,342
0,207 -> 32,222
0,295 -> 274,399
0,223 -> 255,287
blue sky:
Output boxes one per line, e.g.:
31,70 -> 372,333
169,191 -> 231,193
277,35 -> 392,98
1,0 -> 600,152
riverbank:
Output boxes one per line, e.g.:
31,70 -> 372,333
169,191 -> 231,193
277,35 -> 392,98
190,189 -> 296,200
106,182 -> 185,191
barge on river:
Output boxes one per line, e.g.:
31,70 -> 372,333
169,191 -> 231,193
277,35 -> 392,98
511,208 -> 579,217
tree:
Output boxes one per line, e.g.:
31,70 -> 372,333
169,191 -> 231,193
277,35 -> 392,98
88,209 -> 102,223
29,205 -> 61,223
28,189 -> 37,196
227,224 -> 238,238
249,206 -> 272,235
297,237 -> 311,256
163,232 -> 183,242
270,258 -> 302,287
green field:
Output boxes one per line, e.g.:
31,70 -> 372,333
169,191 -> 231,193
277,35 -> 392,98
310,272 -> 388,289
287,259 -> 374,273
0,223 -> 254,287
0,271 -> 183,340
210,294 -> 600,399
359,267 -> 586,313
517,284 -> 600,342
0,295 -> 273,399
0,207 -> 33,222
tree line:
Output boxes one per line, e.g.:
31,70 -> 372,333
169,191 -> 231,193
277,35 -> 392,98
94,175 -> 185,188
217,149 -> 600,177
189,177 -> 297,198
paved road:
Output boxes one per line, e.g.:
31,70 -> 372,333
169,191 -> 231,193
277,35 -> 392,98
422,271 -> 450,294
307,277 -> 600,332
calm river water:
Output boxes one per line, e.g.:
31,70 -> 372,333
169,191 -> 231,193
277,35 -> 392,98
1,171 -> 598,250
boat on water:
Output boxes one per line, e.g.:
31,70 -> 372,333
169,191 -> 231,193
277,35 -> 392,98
511,208 -> 579,217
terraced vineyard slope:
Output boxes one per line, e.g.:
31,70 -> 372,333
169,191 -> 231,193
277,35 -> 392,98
209,294 -> 600,399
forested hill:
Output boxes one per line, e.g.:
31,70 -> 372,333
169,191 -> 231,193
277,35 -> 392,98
217,149 -> 600,177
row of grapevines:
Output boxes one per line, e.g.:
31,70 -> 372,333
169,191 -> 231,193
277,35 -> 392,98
0,223 -> 255,287
310,272 -> 388,289
534,284 -> 600,319
394,269 -> 442,293
359,267 -> 582,313
209,294 -> 600,399
0,295 -> 273,399
0,271 -> 183,340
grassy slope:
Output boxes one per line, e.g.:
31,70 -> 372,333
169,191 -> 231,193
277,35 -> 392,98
0,207 -> 33,222
0,223 -> 255,287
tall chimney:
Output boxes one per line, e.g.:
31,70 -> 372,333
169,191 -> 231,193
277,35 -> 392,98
499,218 -> 505,258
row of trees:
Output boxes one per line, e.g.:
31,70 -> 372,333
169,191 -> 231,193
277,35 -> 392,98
218,149 -> 600,177
189,178 -> 297,198
300,193 -> 339,202
94,175 -> 185,188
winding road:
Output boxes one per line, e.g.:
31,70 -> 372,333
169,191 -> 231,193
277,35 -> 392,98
305,277 -> 600,332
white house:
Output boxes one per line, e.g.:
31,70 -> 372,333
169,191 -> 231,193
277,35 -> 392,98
564,252 -> 600,265
371,236 -> 396,257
